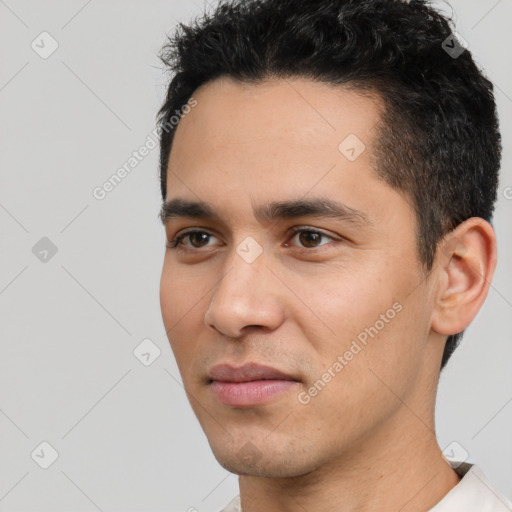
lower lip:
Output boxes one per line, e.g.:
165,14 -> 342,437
210,379 -> 299,407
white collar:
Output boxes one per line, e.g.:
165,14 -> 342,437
219,462 -> 512,512
428,461 -> 512,511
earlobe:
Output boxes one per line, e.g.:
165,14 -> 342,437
431,218 -> 497,336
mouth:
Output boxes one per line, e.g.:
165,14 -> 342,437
207,362 -> 301,407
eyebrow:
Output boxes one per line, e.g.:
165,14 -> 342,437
160,197 -> 372,228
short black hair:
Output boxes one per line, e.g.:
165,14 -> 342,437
157,0 -> 501,370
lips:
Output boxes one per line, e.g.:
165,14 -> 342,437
208,362 -> 298,383
208,362 -> 300,407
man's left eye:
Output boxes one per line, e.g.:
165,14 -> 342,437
286,228 -> 339,249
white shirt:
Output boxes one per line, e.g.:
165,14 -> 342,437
219,462 -> 512,511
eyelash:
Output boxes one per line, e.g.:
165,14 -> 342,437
166,227 -> 340,251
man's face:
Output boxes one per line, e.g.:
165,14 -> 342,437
160,77 -> 438,477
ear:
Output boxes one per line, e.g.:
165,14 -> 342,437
431,217 -> 497,336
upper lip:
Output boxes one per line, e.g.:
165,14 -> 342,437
208,362 -> 299,383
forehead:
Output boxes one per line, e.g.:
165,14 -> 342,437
170,76 -> 382,162
168,77 -> 382,184
164,77 -> 413,233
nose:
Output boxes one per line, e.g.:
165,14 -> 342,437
203,244 -> 286,338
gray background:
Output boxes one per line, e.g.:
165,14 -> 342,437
0,0 -> 510,510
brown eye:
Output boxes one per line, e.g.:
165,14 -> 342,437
288,228 -> 338,249
188,232 -> 211,248
168,230 -> 219,250
298,231 -> 322,248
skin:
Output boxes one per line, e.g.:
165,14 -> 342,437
159,77 -> 497,512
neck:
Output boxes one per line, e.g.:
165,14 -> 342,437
238,383 -> 460,512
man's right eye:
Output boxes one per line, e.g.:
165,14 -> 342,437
167,230 -> 220,250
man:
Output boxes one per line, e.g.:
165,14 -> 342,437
157,0 -> 511,510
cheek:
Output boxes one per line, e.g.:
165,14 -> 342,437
159,262 -> 179,327
311,269 -> 429,403
295,265 -> 394,347
160,256 -> 207,321
159,260 -> 207,364
294,257 -> 426,372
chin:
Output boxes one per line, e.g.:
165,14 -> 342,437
210,440 -> 320,478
